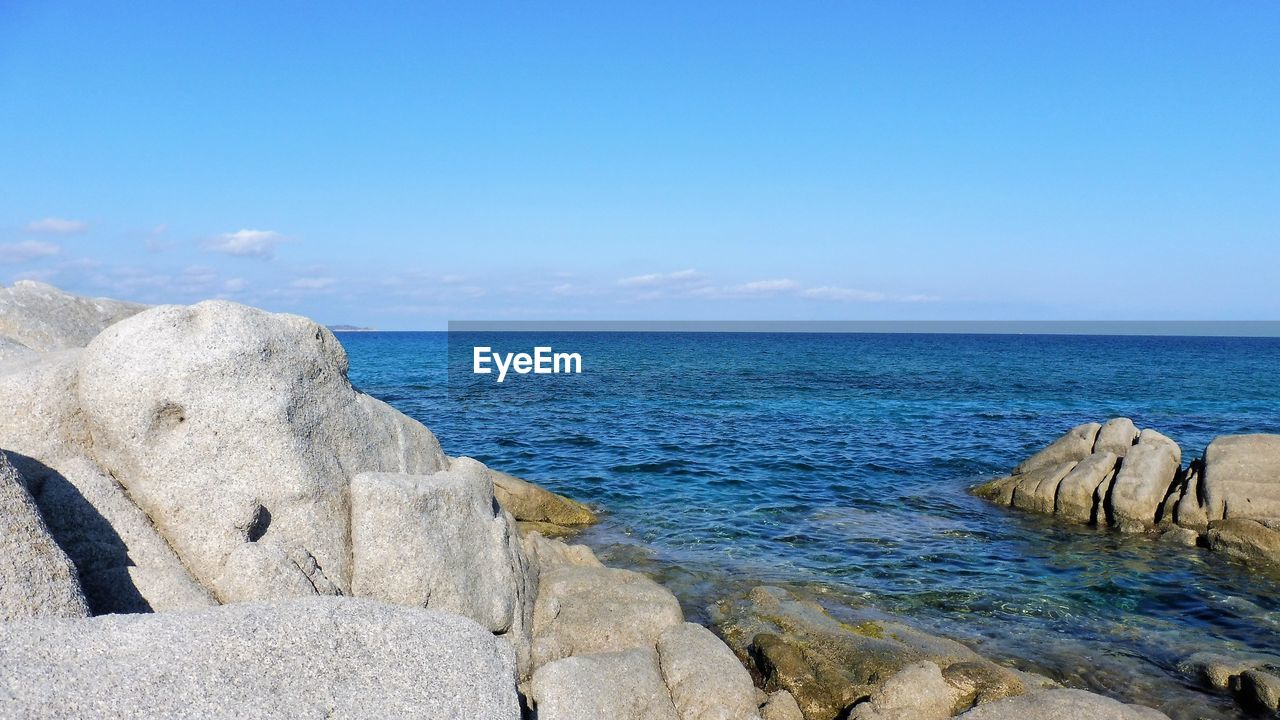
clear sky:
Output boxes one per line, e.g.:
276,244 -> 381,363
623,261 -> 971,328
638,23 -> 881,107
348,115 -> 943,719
1,2 -> 1277,328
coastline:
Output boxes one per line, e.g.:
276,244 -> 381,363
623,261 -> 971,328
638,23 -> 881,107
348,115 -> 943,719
2,282 -> 1277,719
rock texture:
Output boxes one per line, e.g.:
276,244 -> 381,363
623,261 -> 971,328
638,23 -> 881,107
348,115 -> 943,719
0,597 -> 521,719
490,467 -> 597,527
974,419 -> 1280,572
0,280 -> 145,353
0,451 -> 89,621
531,648 -> 681,720
954,688 -> 1169,719
657,622 -> 761,720
714,586 -> 1035,720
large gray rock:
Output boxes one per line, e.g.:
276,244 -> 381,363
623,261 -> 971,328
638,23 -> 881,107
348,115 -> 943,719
1108,430 -> 1182,532
75,301 -> 450,601
0,351 -> 214,614
0,335 -> 35,365
0,451 -> 89,621
530,648 -> 680,720
0,280 -> 145,352
532,565 -> 685,668
350,459 -> 536,676
1173,462 -> 1209,529
657,622 -> 761,720
1053,451 -> 1117,524
1093,418 -> 1139,457
1013,423 -> 1100,475
1202,434 -> 1280,521
955,688 -> 1169,719
522,530 -> 604,571
0,597 -> 520,719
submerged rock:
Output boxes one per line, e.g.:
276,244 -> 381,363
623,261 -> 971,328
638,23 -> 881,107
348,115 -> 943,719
954,688 -> 1169,719
0,597 -> 521,719
714,586 -> 1030,720
0,450 -> 89,621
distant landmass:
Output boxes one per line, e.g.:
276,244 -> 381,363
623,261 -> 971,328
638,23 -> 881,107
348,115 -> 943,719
327,324 -> 375,332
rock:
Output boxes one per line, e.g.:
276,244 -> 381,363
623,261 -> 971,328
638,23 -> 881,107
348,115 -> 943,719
0,597 -> 520,719
1093,418 -> 1140,457
1237,669 -> 1280,712
1054,452 -> 1118,524
532,565 -> 684,668
1013,423 -> 1101,475
522,530 -> 604,571
1173,461 -> 1209,530
518,519 -> 584,539
715,587 -> 1027,720
351,463 -> 525,632
656,622 -> 761,720
1202,434 -> 1280,521
215,540 -> 340,602
1158,526 -> 1200,547
0,280 -> 145,352
530,648 -> 680,720
0,352 -> 213,614
955,688 -> 1169,719
1108,430 -> 1182,532
1009,462 -> 1077,515
971,475 -> 1017,507
1178,651 -> 1268,690
490,467 -> 597,526
847,661 -> 958,720
1204,518 -> 1280,568
761,690 -> 804,720
0,450 -> 89,620
75,300 -> 450,601
0,334 -> 35,365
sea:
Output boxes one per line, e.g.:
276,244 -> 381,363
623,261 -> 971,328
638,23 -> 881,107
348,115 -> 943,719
339,331 -> 1280,719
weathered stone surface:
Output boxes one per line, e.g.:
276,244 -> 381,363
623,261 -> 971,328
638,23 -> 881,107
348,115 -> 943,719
0,451 -> 89,621
0,280 -> 145,352
971,475 -> 1017,506
1173,462 -> 1209,529
761,691 -> 804,720
1010,462 -> 1077,515
657,622 -> 761,720
215,540 -> 340,602
0,334 -> 35,364
530,648 -> 680,720
0,352 -> 213,614
0,597 -> 520,719
1237,669 -> 1280,712
1204,518 -> 1280,569
1158,526 -> 1200,547
522,530 -> 604,571
1108,430 -> 1182,532
1054,452 -> 1118,524
1177,651 -> 1274,691
532,565 -> 684,668
76,301 -> 450,601
1203,434 -> 1280,521
848,661 -> 958,720
955,688 -> 1169,719
490,468 -> 597,526
1093,418 -> 1140,457
1013,423 -> 1100,475
715,587 -> 1027,720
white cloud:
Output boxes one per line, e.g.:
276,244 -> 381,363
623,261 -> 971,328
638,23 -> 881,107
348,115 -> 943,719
289,277 -> 335,290
0,240 -> 61,263
724,278 -> 798,296
206,229 -> 288,259
800,286 -> 888,302
25,218 -> 87,235
618,269 -> 703,287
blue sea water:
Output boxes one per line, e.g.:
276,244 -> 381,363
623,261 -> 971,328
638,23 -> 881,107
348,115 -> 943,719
341,332 -> 1280,719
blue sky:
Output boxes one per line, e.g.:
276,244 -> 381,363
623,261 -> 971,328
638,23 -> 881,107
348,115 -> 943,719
1,2 -> 1277,328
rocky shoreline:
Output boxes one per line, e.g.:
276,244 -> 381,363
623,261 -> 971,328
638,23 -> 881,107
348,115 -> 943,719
0,279 -> 1257,719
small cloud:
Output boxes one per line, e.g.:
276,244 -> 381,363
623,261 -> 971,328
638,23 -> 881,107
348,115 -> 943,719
25,217 -> 87,235
206,229 -> 288,259
550,283 -> 600,297
724,278 -> 798,297
618,269 -> 703,288
0,240 -> 61,263
289,277 -> 336,290
800,286 -> 888,302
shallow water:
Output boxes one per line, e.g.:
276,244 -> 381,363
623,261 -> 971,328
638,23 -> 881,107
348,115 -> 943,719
342,332 -> 1280,719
